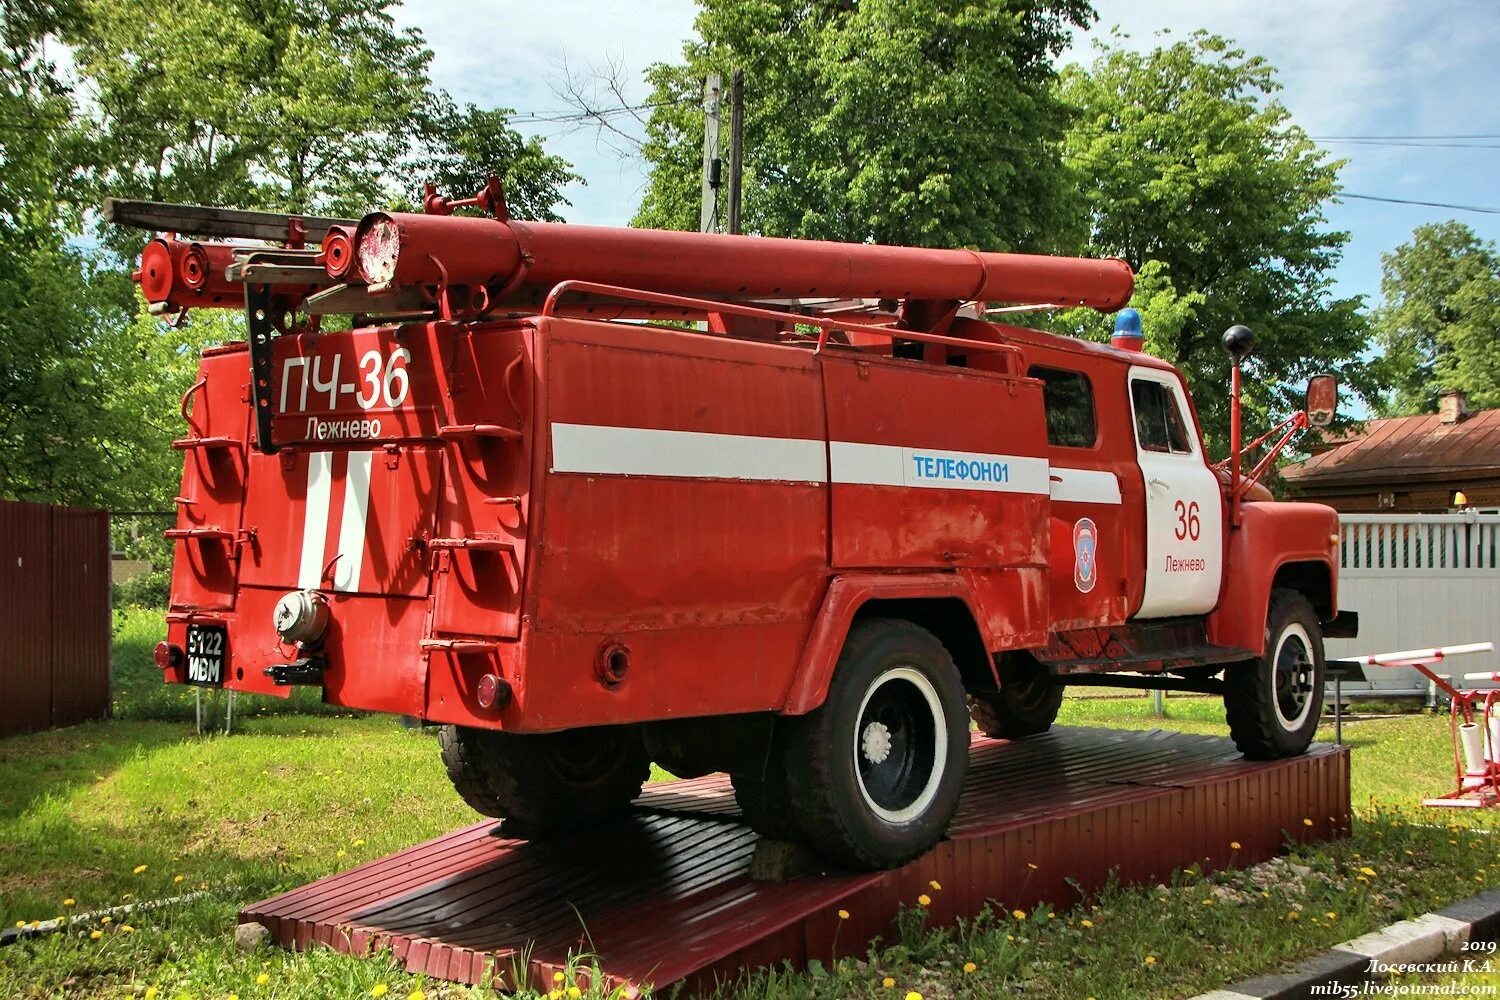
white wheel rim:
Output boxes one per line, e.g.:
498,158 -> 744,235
1272,622 -> 1316,731
853,666 -> 949,825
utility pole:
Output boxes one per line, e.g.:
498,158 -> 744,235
699,72 -> 723,233
727,68 -> 744,235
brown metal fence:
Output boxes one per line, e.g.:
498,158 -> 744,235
0,501 -> 111,737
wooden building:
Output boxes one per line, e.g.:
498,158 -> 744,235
1282,391 -> 1500,513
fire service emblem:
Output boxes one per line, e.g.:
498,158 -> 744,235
1073,517 -> 1098,593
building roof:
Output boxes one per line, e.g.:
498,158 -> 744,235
1281,408 -> 1500,487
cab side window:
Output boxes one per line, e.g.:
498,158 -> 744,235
1028,366 -> 1097,448
1131,378 -> 1192,454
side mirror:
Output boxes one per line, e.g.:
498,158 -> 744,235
1306,374 -> 1337,427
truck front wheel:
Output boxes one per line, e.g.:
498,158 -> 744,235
970,657 -> 1063,739
784,618 -> 970,870
1223,589 -> 1327,759
438,724 -> 650,833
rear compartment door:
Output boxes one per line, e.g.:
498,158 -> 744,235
238,327 -> 448,597
821,354 -> 1052,647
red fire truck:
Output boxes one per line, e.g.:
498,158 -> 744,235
119,187 -> 1355,871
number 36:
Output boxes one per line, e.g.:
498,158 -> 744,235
1173,500 -> 1201,541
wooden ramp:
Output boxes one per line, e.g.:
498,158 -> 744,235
241,726 -> 1350,991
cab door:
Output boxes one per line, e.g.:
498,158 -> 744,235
1128,366 -> 1223,618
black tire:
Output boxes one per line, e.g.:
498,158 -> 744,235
438,724 -> 650,831
971,657 -> 1063,739
784,618 -> 970,870
731,766 -> 803,841
1224,589 -> 1326,760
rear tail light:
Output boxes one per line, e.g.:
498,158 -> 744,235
154,642 -> 183,670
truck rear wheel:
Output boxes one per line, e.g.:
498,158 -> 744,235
438,724 -> 650,832
1223,589 -> 1326,760
970,658 -> 1063,739
784,618 -> 969,870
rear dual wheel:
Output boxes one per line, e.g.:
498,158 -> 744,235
439,724 -> 650,831
782,619 -> 970,870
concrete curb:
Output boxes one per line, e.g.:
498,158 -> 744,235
1190,888 -> 1500,1000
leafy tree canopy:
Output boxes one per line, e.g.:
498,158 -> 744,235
633,0 -> 1095,251
0,0 -> 578,512
1373,221 -> 1500,415
1051,31 -> 1374,453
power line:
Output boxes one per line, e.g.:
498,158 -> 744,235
1339,193 -> 1500,215
1311,133 -> 1500,141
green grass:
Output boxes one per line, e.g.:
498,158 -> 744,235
2,621 -> 1496,997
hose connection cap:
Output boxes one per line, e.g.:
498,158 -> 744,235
273,589 -> 331,645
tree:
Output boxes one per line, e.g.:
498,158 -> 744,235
68,0 -> 435,223
632,0 -> 1095,251
0,0 -> 581,515
1373,221 -> 1500,415
1053,32 -> 1374,453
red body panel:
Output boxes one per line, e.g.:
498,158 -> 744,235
1207,500 -> 1341,655
160,304 -> 1344,729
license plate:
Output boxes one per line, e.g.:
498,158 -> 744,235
184,624 -> 228,687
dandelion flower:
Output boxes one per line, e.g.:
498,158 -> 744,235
838,909 -> 850,920
408,991 -> 426,1000
145,988 -> 159,1000
1360,866 -> 1376,876
1287,910 -> 1300,921
101,916 -> 112,925
1012,909 -> 1026,920
63,898 -> 76,907
133,865 -> 148,874
963,961 -> 977,973
882,978 -> 896,989
1230,841 -> 1241,850
354,839 -> 365,847
1144,955 -> 1157,966
1080,919 -> 1094,929
227,994 -> 238,1000
905,992 -> 923,1000
928,880 -> 941,891
553,971 -> 566,983
370,985 -> 388,998
89,929 -> 102,940
256,973 -> 270,986
567,989 -> 581,999
547,991 -> 562,1000
917,894 -> 931,907
174,875 -> 184,884
121,924 -> 134,933
1201,898 -> 1214,906
1326,912 -> 1338,920
336,849 -> 347,859
1302,818 -> 1313,827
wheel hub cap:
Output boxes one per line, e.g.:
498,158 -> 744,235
862,721 -> 893,764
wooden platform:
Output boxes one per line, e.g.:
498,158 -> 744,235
241,726 -> 1350,991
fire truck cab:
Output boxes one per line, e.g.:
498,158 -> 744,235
129,196 -> 1352,871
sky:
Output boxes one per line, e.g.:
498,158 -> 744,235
394,1 -> 1500,312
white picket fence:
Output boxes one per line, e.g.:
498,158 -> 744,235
1327,512 -> 1500,697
